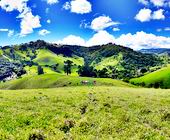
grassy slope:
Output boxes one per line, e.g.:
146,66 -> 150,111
130,65 -> 170,88
0,74 -> 133,90
33,49 -> 84,74
1,86 -> 170,139
94,53 -> 122,70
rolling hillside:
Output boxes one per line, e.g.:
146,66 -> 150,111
0,40 -> 164,81
130,65 -> 170,88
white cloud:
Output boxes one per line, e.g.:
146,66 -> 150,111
0,29 -> 9,32
0,0 -> 28,12
57,35 -> 86,46
63,0 -> 92,14
0,29 -> 14,37
165,27 -> 170,31
55,31 -> 170,50
91,16 -> 120,31
0,0 -> 41,36
18,11 -> 41,36
86,30 -> 115,46
157,27 -> 170,32
150,0 -> 165,7
8,30 -> 14,37
135,8 -> 165,22
38,29 -> 51,36
135,8 -> 152,22
63,2 -> 71,10
116,31 -> 170,50
47,19 -> 51,24
152,9 -> 165,20
138,0 -> 149,5
46,0 -> 59,5
57,30 -> 115,47
113,28 -> 120,32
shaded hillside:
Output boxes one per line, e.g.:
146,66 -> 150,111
0,40 -> 164,80
0,56 -> 25,81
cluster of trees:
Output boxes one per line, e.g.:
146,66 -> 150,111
131,81 -> 165,89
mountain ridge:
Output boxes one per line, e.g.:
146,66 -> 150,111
0,40 -> 165,81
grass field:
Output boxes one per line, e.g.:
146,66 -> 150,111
0,86 -> 170,139
0,74 -> 133,90
130,65 -> 170,88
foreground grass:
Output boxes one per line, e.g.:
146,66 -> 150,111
0,86 -> 170,139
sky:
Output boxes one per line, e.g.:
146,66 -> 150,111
0,0 -> 170,50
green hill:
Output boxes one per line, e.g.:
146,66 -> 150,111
0,74 -> 133,90
0,40 -> 164,81
130,65 -> 170,88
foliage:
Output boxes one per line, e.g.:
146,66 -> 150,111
37,65 -> 44,75
64,60 -> 73,75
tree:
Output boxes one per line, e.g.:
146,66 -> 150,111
37,65 -> 44,75
64,60 -> 73,75
77,65 -> 97,77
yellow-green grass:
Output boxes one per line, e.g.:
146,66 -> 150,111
0,86 -> 170,139
0,50 -> 3,56
33,49 -> 84,74
0,74 -> 133,90
94,53 -> 123,70
130,65 -> 170,88
95,56 -> 118,70
24,66 -> 57,75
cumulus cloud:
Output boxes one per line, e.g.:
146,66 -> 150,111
55,31 -> 170,50
135,8 -> 165,22
150,0 -> 165,7
18,11 -> 41,36
57,35 -> 86,46
152,9 -> 165,20
63,0 -> 92,14
38,29 -> 51,36
46,0 -> 59,5
0,0 -> 41,36
135,8 -> 152,22
90,16 -> 120,31
0,0 -> 28,12
139,0 -> 168,7
138,0 -> 149,5
116,31 -> 170,50
86,30 -> 115,46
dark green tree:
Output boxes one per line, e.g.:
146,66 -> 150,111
64,60 -> 73,75
37,65 -> 44,75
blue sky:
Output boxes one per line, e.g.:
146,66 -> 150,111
0,0 -> 170,50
